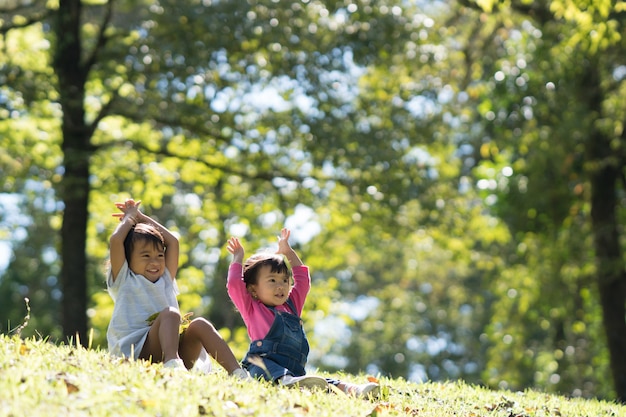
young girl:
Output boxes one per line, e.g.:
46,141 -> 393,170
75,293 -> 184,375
107,198 -> 248,378
226,228 -> 379,397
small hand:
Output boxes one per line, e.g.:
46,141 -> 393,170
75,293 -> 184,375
112,199 -> 142,222
276,228 -> 291,255
227,237 -> 245,263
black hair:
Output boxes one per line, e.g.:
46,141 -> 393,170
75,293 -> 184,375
123,223 -> 165,261
242,253 -> 291,286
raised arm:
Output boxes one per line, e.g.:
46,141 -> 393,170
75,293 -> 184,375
109,199 -> 140,280
276,228 -> 303,268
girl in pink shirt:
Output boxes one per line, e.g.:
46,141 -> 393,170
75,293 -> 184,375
227,228 -> 379,397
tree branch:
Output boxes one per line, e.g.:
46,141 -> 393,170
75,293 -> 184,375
86,87 -> 120,139
0,1 -> 51,35
113,103 -> 233,147
455,0 -> 554,25
92,137 -> 343,188
83,0 -> 115,73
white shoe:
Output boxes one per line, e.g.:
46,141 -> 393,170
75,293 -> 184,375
344,382 -> 380,398
163,358 -> 187,371
280,375 -> 329,389
230,368 -> 252,380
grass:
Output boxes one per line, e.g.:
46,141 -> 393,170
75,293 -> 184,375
0,334 -> 624,417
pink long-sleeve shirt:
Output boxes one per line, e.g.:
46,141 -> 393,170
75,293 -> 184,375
227,262 -> 311,341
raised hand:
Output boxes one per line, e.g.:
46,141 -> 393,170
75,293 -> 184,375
112,199 -> 142,222
276,228 -> 292,256
227,237 -> 245,264
275,228 -> 303,267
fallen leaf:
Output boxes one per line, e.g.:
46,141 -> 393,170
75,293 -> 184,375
63,379 -> 80,394
138,399 -> 156,408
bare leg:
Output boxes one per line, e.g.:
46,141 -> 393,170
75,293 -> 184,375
139,307 -> 182,364
179,318 -> 241,373
336,382 -> 346,391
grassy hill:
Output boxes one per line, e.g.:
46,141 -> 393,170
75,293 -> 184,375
0,334 -> 623,416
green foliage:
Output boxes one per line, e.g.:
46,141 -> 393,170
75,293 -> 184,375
2,0 -> 626,402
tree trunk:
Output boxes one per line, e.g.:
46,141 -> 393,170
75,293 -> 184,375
580,59 -> 626,402
59,152 -> 90,344
582,59 -> 626,402
55,0 -> 91,344
589,152 -> 626,403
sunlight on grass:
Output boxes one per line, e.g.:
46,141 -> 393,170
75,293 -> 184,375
0,334 -> 624,416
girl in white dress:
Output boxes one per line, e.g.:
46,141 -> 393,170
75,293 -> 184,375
107,198 -> 247,378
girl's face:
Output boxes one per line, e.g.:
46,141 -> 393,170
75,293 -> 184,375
129,240 -> 166,282
248,265 -> 291,307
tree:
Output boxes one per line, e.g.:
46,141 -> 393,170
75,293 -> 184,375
454,0 -> 626,401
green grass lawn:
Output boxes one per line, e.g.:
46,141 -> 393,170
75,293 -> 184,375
0,334 -> 623,416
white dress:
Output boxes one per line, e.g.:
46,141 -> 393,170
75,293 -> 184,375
106,261 -> 212,372
107,261 -> 179,358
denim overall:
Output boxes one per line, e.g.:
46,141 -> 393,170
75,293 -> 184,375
242,298 -> 309,381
